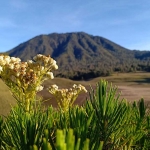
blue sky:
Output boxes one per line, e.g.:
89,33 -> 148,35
1,0 -> 150,52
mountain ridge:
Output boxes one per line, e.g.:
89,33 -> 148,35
6,32 -> 150,80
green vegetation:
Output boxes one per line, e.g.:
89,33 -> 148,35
1,80 -> 150,149
0,54 -> 150,149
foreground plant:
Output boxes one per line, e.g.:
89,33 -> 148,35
0,54 -> 58,112
55,129 -> 104,150
1,78 -> 150,149
48,84 -> 87,112
1,105 -> 54,150
85,80 -> 150,149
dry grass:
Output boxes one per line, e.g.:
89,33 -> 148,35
39,72 -> 150,107
0,79 -> 16,116
1,71 -> 150,116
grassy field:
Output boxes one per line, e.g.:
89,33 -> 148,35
1,71 -> 150,116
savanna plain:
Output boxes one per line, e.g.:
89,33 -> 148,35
1,71 -> 150,116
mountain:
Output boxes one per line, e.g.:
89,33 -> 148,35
6,32 -> 150,80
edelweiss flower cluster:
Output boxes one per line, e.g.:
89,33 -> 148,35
48,84 -> 87,112
0,54 -> 58,112
0,54 -> 87,112
0,55 -> 21,72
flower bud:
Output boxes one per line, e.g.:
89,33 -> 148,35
36,85 -> 44,92
51,84 -> 58,89
27,60 -> 33,64
46,72 -> 54,79
5,57 -> 11,64
8,64 -> 14,69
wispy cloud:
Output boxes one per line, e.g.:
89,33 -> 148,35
9,0 -> 28,9
0,18 -> 17,28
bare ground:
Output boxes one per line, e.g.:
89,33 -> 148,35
117,85 -> 150,104
40,74 -> 150,107
41,84 -> 150,108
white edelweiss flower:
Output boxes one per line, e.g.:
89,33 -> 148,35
78,84 -> 87,93
33,54 -> 43,61
5,57 -> 11,64
51,60 -> 58,70
37,54 -> 43,59
47,72 -> 54,79
25,62 -> 27,64
37,54 -> 43,57
11,57 -> 19,63
27,60 -> 33,64
0,56 -> 4,61
15,58 -> 21,63
11,57 -> 21,63
51,84 -> 58,89
54,64 -> 58,70
0,60 -> 6,66
52,60 -> 56,65
8,64 -> 14,69
36,85 -> 44,92
11,57 -> 17,62
83,88 -> 87,93
73,84 -> 77,88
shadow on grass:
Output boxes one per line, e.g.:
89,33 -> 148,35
131,77 -> 150,84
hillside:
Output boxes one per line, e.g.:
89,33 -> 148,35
6,32 -> 150,80
0,79 -> 16,116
